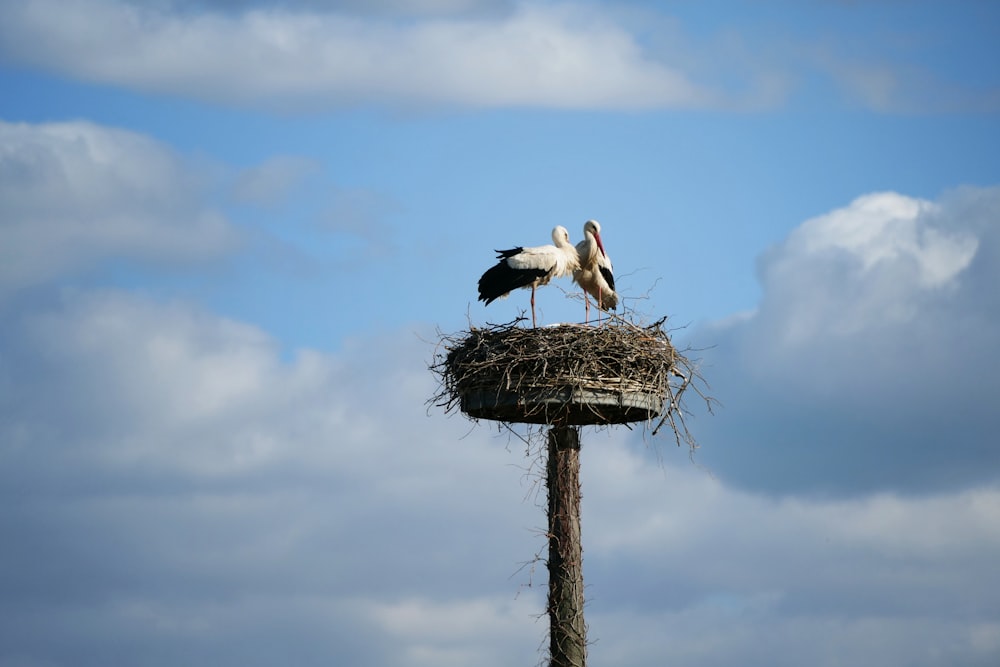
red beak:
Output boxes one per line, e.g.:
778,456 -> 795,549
594,231 -> 607,258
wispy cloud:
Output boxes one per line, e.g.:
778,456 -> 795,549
0,120 -> 240,292
2,1 -> 995,113
0,0 -> 748,111
814,47 -> 1000,114
231,155 -> 321,207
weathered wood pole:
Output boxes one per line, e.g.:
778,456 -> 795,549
547,425 -> 586,667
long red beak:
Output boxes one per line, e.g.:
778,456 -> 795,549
594,231 -> 607,258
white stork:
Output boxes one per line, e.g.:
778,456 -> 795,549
477,225 -> 580,327
573,219 -> 618,323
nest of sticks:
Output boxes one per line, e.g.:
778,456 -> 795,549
430,316 -> 707,443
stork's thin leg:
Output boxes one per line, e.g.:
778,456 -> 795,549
584,293 -> 590,325
530,285 -> 537,327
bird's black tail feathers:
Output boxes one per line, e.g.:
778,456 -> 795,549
478,260 -> 548,305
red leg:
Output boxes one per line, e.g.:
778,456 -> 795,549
530,285 -> 537,327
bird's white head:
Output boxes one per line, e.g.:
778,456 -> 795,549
552,225 -> 572,246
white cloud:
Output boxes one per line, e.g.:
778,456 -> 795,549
0,0 -> 731,111
0,120 -> 240,292
364,595 -> 544,667
134,0 -> 513,18
787,192 -> 972,286
0,287 -> 549,663
758,191 -> 978,342
578,438 -> 1000,666
1,282 -> 999,665
588,606 -> 1000,667
814,44 -> 1000,115
693,185 -> 1000,496
230,155 -> 320,206
2,1 -> 995,114
5,289 -> 508,485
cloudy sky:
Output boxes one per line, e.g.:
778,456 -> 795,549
2,1 -> 999,665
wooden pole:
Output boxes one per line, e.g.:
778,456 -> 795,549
547,425 -> 586,667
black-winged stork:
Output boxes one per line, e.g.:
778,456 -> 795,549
477,225 -> 580,327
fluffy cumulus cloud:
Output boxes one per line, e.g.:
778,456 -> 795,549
580,442 -> 1000,666
0,288 -> 552,667
0,0 -> 731,111
693,186 -> 1000,496
1,286 -> 998,667
0,120 -> 239,292
0,285 -> 998,665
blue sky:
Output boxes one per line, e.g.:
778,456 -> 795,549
1,1 -> 999,665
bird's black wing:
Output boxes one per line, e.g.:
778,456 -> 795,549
600,265 -> 616,291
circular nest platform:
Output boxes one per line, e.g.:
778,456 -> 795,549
431,320 -> 681,426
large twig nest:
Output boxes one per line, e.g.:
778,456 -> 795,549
431,317 -> 701,433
